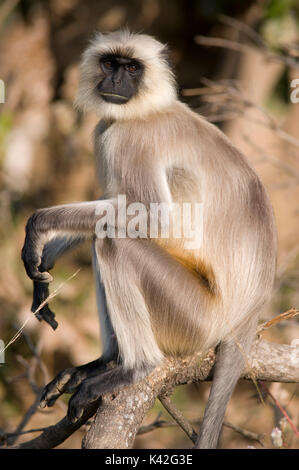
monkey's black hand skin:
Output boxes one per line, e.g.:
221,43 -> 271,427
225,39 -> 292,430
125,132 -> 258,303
40,358 -> 105,409
22,225 -> 84,329
32,281 -> 58,330
67,366 -> 133,423
22,31 -> 277,448
21,213 -> 53,283
40,358 -> 132,424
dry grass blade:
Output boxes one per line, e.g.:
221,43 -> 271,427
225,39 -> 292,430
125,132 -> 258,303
0,269 -> 81,356
257,309 -> 299,333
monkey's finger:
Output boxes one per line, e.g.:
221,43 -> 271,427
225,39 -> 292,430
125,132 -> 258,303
33,271 -> 53,283
40,388 -> 62,408
35,306 -> 58,331
32,286 -> 50,312
67,376 -> 104,423
40,369 -> 75,408
68,396 -> 85,423
23,259 -> 52,282
67,387 -> 94,423
22,252 -> 52,282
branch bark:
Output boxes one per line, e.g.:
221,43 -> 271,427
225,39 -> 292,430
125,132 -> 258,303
14,337 -> 299,449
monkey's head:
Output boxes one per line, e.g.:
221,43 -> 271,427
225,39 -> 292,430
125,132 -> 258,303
75,30 -> 177,120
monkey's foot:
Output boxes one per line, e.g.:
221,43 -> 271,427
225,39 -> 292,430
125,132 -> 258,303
67,366 -> 134,423
40,358 -> 106,408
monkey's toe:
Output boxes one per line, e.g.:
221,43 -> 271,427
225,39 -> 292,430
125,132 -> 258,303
67,378 -> 102,423
40,367 -> 79,408
66,366 -> 132,423
40,359 -> 106,408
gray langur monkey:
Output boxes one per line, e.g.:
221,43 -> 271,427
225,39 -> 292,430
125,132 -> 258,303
21,30 -> 277,448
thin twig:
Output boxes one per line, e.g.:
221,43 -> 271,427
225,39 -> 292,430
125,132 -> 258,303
219,15 -> 267,49
222,420 -> 264,445
7,391 -> 44,446
185,77 -> 299,150
182,85 -> 228,97
259,383 -> 299,438
159,395 -> 198,443
195,35 -> 299,70
195,35 -> 256,55
138,416 -> 264,445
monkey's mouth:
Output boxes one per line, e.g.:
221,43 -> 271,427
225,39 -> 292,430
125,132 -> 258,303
98,92 -> 129,104
99,92 -> 127,99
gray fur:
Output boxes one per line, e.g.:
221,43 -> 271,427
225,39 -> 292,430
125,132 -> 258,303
92,240 -> 118,362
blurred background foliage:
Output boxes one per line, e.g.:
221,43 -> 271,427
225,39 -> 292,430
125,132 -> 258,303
0,0 -> 298,449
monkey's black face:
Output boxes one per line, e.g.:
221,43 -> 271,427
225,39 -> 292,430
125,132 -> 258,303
97,54 -> 144,104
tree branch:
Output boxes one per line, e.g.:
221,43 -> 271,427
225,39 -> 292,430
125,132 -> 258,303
12,337 -> 299,449
195,35 -> 299,70
15,402 -> 99,449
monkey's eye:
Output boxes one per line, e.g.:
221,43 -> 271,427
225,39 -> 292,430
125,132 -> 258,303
100,58 -> 116,71
125,63 -> 139,74
103,60 -> 113,69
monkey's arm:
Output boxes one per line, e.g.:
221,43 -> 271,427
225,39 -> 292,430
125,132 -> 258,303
32,235 -> 85,329
22,200 -> 114,283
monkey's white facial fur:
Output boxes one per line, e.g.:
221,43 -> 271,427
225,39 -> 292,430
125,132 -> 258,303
75,30 -> 177,120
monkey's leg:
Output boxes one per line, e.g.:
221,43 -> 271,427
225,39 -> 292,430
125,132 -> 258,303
194,317 -> 258,449
64,236 -> 217,424
65,238 -> 257,428
41,239 -> 138,423
32,235 -> 84,329
58,238 -> 164,423
40,240 -> 118,411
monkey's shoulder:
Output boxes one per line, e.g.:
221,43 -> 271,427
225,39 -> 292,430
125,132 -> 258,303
95,102 -> 202,147
93,102 -> 254,175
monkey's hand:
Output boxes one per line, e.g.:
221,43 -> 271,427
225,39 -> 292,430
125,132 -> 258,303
32,281 -> 58,330
21,213 -> 53,283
